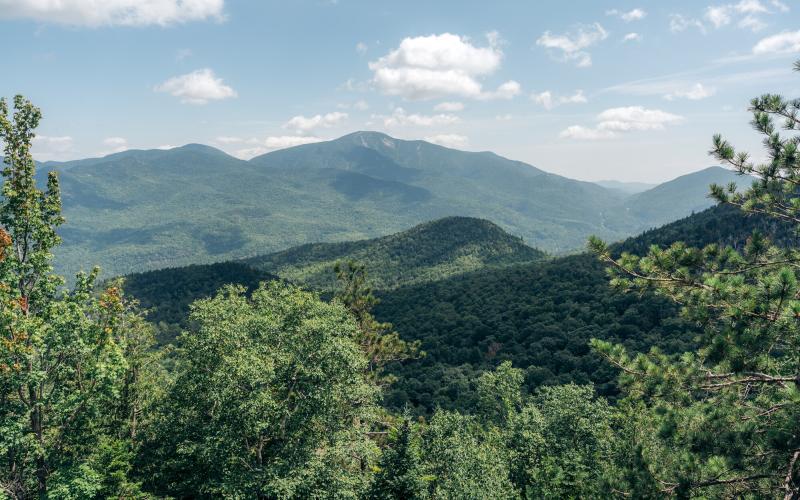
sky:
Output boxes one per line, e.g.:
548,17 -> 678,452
0,0 -> 799,182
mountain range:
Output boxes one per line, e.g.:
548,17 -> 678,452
119,202 -> 784,412
42,131 -> 747,277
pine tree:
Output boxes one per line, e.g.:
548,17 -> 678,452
334,260 -> 422,383
589,60 -> 800,498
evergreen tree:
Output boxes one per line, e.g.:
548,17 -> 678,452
334,260 -> 421,383
589,60 -> 800,498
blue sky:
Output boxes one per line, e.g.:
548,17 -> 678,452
1,0 -> 799,182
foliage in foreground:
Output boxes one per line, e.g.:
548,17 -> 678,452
3,60 -> 800,499
589,60 -> 800,498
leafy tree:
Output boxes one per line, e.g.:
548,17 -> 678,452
139,281 -> 380,498
589,60 -> 800,498
419,410 -> 515,499
367,416 -> 428,500
0,95 -> 138,498
335,260 -> 421,383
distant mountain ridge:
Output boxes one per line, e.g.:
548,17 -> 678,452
593,179 -> 656,194
41,131 -> 748,277
623,166 -> 749,229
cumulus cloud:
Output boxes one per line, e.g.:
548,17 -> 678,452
530,90 -> 587,110
753,30 -> 800,54
369,32 -> 519,100
283,112 -> 348,134
31,135 -> 75,160
663,83 -> 716,100
536,23 -> 608,67
434,101 -> 465,112
155,68 -> 237,105
771,0 -> 789,12
703,1 -> 775,32
0,0 -> 225,27
213,135 -> 324,159
476,80 -> 521,100
559,126 -> 615,140
99,136 -> 129,155
424,134 -> 469,149
622,32 -> 642,42
560,106 -> 684,140
380,107 -> 459,128
607,8 -> 647,21
669,14 -> 706,33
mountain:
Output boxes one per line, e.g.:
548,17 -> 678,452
244,216 -> 547,291
44,132 -> 746,277
116,201 -> 791,413
623,166 -> 750,229
122,217 -> 544,335
593,179 -> 656,194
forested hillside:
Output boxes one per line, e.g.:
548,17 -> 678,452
44,131 -> 743,277
121,262 -> 277,343
245,216 -> 546,290
119,201 -> 792,413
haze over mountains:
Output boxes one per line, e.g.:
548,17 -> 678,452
42,131 -> 748,277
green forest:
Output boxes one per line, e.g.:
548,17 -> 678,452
1,61 -> 800,499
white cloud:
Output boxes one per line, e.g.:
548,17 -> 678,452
434,101 -> 464,112
476,80 -> 521,100
495,114 -> 513,121
213,135 -> 324,159
596,106 -> 683,131
176,48 -> 193,60
536,23 -> 608,68
354,100 -> 369,111
283,112 -> 348,134
369,32 -> 519,100
705,6 -> 732,27
0,0 -> 225,27
622,32 -> 642,42
669,14 -> 706,33
735,0 -> 768,13
559,126 -> 615,140
703,1 -> 773,31
424,134 -> 469,149
531,90 -> 586,110
155,68 -> 236,105
771,0 -> 789,12
738,15 -> 767,31
356,42 -> 368,55
607,8 -> 647,21
753,30 -> 800,54
263,136 -> 323,149
99,136 -> 129,155
214,136 -> 244,144
381,107 -> 459,128
32,135 -> 74,160
663,83 -> 716,100
560,106 -> 684,140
